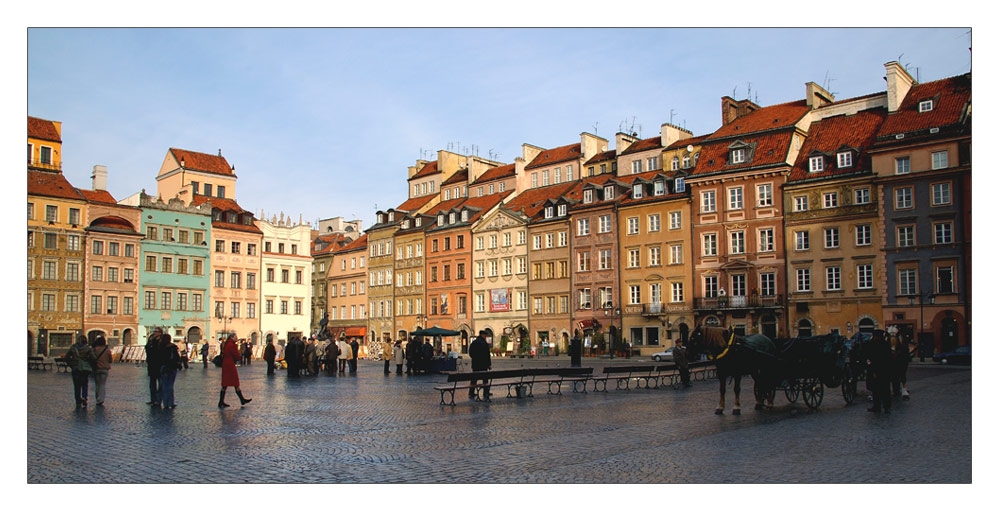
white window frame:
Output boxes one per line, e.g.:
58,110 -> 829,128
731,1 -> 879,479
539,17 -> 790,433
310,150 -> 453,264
701,190 -> 716,213
758,228 -> 774,253
856,224 -> 872,246
932,150 -> 948,170
628,249 -> 640,268
809,156 -> 824,172
795,231 -> 810,251
823,192 -> 838,208
895,187 -> 913,210
837,151 -> 852,168
931,182 -> 952,206
669,211 -> 681,230
934,222 -> 953,244
728,187 -> 743,210
857,264 -> 874,289
796,268 -> 811,292
702,233 -> 717,256
826,266 -> 842,291
793,195 -> 808,212
919,99 -> 934,112
757,183 -> 773,207
626,217 -> 639,235
824,227 -> 840,249
647,214 -> 660,233
895,156 -> 911,175
854,187 -> 870,205
729,231 -> 745,254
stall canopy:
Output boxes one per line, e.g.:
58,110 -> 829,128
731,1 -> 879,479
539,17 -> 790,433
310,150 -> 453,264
410,327 -> 461,337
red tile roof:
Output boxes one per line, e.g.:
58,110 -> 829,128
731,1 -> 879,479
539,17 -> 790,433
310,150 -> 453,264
170,148 -> 235,177
502,182 -> 577,219
79,189 -> 117,204
690,132 -> 795,176
584,150 -> 616,165
789,108 -> 887,182
28,116 -> 61,142
312,233 -> 350,256
617,170 -> 683,207
88,215 -> 139,233
27,170 -> 84,201
525,143 -> 581,169
470,163 -> 515,185
334,233 -> 368,254
442,169 -> 468,186
709,100 -> 811,140
190,195 -> 261,234
396,194 -> 436,213
427,197 -> 467,216
620,135 -> 662,156
877,73 -> 971,138
409,160 -> 440,181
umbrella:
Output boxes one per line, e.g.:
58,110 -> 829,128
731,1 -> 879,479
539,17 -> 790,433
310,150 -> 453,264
410,326 -> 461,337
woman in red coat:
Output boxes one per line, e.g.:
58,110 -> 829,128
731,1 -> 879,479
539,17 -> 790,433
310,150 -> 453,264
219,333 -> 252,408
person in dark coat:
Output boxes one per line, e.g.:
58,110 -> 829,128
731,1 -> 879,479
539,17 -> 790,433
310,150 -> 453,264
263,339 -> 277,375
405,337 -> 419,375
200,342 -> 209,368
219,333 -> 251,408
468,330 -> 492,399
421,339 -> 434,373
674,338 -> 691,388
66,334 -> 96,408
242,341 -> 253,366
349,339 -> 360,373
159,334 -> 181,408
145,329 -> 163,407
285,337 -> 301,378
570,330 -> 583,367
866,330 -> 893,414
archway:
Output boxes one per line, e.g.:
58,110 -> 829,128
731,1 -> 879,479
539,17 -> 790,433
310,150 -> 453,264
186,326 -> 202,344
122,329 -> 133,345
941,316 -> 959,352
797,318 -> 813,337
484,328 -> 494,346
858,317 -> 876,334
87,329 -> 106,344
250,331 -> 258,345
704,316 -> 720,327
461,330 -> 469,354
678,322 -> 690,343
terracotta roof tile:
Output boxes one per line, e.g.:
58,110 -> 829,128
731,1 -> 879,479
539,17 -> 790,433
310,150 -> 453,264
789,108 -> 887,182
525,143 -> 581,170
620,135 -> 662,156
470,163 -> 516,185
79,189 -> 117,204
708,100 -> 811,140
396,194 -> 436,212
409,160 -> 440,181
171,148 -> 235,177
27,170 -> 84,201
502,182 -> 577,219
88,215 -> 139,234
877,73 -> 971,138
28,116 -> 61,142
690,132 -> 795,176
312,233 -> 350,256
190,195 -> 262,234
617,170 -> 684,207
442,169 -> 468,186
334,233 -> 368,253
426,197 -> 467,216
584,150 -> 616,165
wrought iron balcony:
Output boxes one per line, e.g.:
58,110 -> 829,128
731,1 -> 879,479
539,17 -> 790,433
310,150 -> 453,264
694,294 -> 784,311
28,159 -> 61,172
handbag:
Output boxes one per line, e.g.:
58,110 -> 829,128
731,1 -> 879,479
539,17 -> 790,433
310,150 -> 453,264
212,354 -> 223,367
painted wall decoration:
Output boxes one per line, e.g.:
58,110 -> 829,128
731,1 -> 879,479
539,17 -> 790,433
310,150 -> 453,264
490,288 -> 510,312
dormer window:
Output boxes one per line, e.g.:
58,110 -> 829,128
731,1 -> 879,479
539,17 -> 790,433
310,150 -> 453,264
919,100 -> 934,112
653,180 -> 665,196
730,148 -> 746,164
671,157 -> 680,171
437,214 -> 445,225
477,187 -> 483,197
604,185 -> 615,201
402,220 -> 410,229
682,155 -> 691,168
674,177 -> 685,193
388,212 -> 395,222
558,204 -> 567,216
415,217 -> 422,227
444,190 -> 451,200
461,210 -> 469,222
837,151 -> 852,168
583,190 -> 593,204
544,206 -> 554,219
226,212 -> 236,223
809,156 -> 824,173
632,184 -> 643,199
448,212 -> 456,224
377,213 -> 384,224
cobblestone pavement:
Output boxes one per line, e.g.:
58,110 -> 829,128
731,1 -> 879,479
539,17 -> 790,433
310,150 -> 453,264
27,358 -> 971,483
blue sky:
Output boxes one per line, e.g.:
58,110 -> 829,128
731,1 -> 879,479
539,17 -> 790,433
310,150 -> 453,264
28,28 -> 971,229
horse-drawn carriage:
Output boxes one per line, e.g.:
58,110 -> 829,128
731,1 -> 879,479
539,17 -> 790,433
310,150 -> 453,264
752,333 -> 851,410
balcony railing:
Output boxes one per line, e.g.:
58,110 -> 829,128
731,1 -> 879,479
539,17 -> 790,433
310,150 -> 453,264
28,159 -> 61,172
695,294 -> 784,310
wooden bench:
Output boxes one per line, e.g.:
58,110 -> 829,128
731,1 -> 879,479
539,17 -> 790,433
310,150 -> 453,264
434,370 -> 521,406
688,361 -> 716,381
54,357 -> 71,372
28,356 -> 52,371
434,368 -> 596,405
506,367 -> 595,397
646,363 -> 679,389
591,365 -> 658,392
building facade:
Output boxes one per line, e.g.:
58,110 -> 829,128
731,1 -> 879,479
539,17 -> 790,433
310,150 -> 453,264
327,234 -> 368,342
259,214 -> 313,346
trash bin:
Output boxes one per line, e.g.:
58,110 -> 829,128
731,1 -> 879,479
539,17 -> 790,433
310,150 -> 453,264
515,384 -> 528,399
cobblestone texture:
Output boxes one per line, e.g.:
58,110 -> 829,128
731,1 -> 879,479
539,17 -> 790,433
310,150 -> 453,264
27,359 -> 971,483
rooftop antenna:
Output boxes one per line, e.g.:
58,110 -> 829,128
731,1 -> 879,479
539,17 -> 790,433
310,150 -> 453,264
733,85 -> 738,98
592,121 -> 599,135
746,82 -> 752,101
669,109 -> 676,125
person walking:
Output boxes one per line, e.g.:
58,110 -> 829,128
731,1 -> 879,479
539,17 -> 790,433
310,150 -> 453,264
867,330 -> 893,414
674,338 -> 691,388
159,334 -> 181,409
382,340 -> 393,375
180,345 -> 189,370
421,338 -> 434,374
405,337 -> 419,375
263,339 -> 277,376
242,341 -> 253,367
393,339 -> 405,375
201,342 -> 209,368
570,330 -> 583,368
469,330 -> 492,400
349,338 -> 360,373
219,333 -> 251,408
91,335 -> 112,406
65,335 -> 96,408
145,329 -> 163,407
337,337 -> 350,374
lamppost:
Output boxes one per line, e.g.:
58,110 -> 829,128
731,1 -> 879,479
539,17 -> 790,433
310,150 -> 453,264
614,307 -> 621,359
216,310 -> 230,340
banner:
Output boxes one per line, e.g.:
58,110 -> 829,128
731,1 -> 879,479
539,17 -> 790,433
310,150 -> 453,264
490,288 -> 510,312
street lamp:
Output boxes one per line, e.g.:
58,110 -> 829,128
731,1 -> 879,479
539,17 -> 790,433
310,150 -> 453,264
216,310 -> 230,340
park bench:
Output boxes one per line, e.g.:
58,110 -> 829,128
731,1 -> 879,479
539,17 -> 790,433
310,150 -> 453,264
528,367 -> 595,395
54,357 -> 71,372
28,356 -> 52,371
688,361 -> 716,381
433,369 -> 521,406
645,363 -> 678,389
591,365 -> 658,392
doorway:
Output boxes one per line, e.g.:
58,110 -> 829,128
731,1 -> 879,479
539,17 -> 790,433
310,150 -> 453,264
941,316 -> 959,352
761,315 -> 777,339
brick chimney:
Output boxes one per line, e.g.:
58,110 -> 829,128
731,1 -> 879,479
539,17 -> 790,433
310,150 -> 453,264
885,61 -> 916,113
805,82 -> 834,109
660,123 -> 693,148
615,132 -> 638,156
721,96 -> 760,125
91,165 -> 107,191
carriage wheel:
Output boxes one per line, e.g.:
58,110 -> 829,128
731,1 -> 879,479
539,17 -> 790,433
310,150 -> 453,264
802,378 -> 824,409
784,381 -> 800,403
842,377 -> 857,405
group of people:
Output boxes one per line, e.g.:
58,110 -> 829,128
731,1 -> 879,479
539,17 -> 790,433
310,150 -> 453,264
864,328 -> 914,414
279,335 -> 360,378
63,334 -> 113,408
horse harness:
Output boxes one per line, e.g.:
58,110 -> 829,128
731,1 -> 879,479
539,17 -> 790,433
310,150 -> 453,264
709,331 -> 737,361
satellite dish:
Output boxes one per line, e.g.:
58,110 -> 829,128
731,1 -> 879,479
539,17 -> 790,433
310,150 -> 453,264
686,145 -> 695,153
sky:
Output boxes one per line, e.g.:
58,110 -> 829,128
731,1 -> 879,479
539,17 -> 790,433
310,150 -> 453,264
27,28 -> 972,230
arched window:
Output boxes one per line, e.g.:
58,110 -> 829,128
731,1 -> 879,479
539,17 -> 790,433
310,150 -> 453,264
797,318 -> 813,337
858,318 -> 876,333
671,156 -> 680,170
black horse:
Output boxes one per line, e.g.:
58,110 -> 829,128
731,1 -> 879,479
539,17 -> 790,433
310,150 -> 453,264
688,325 -> 777,415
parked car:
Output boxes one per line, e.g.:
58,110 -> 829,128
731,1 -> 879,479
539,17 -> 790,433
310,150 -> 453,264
650,347 -> 674,362
932,345 -> 971,365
